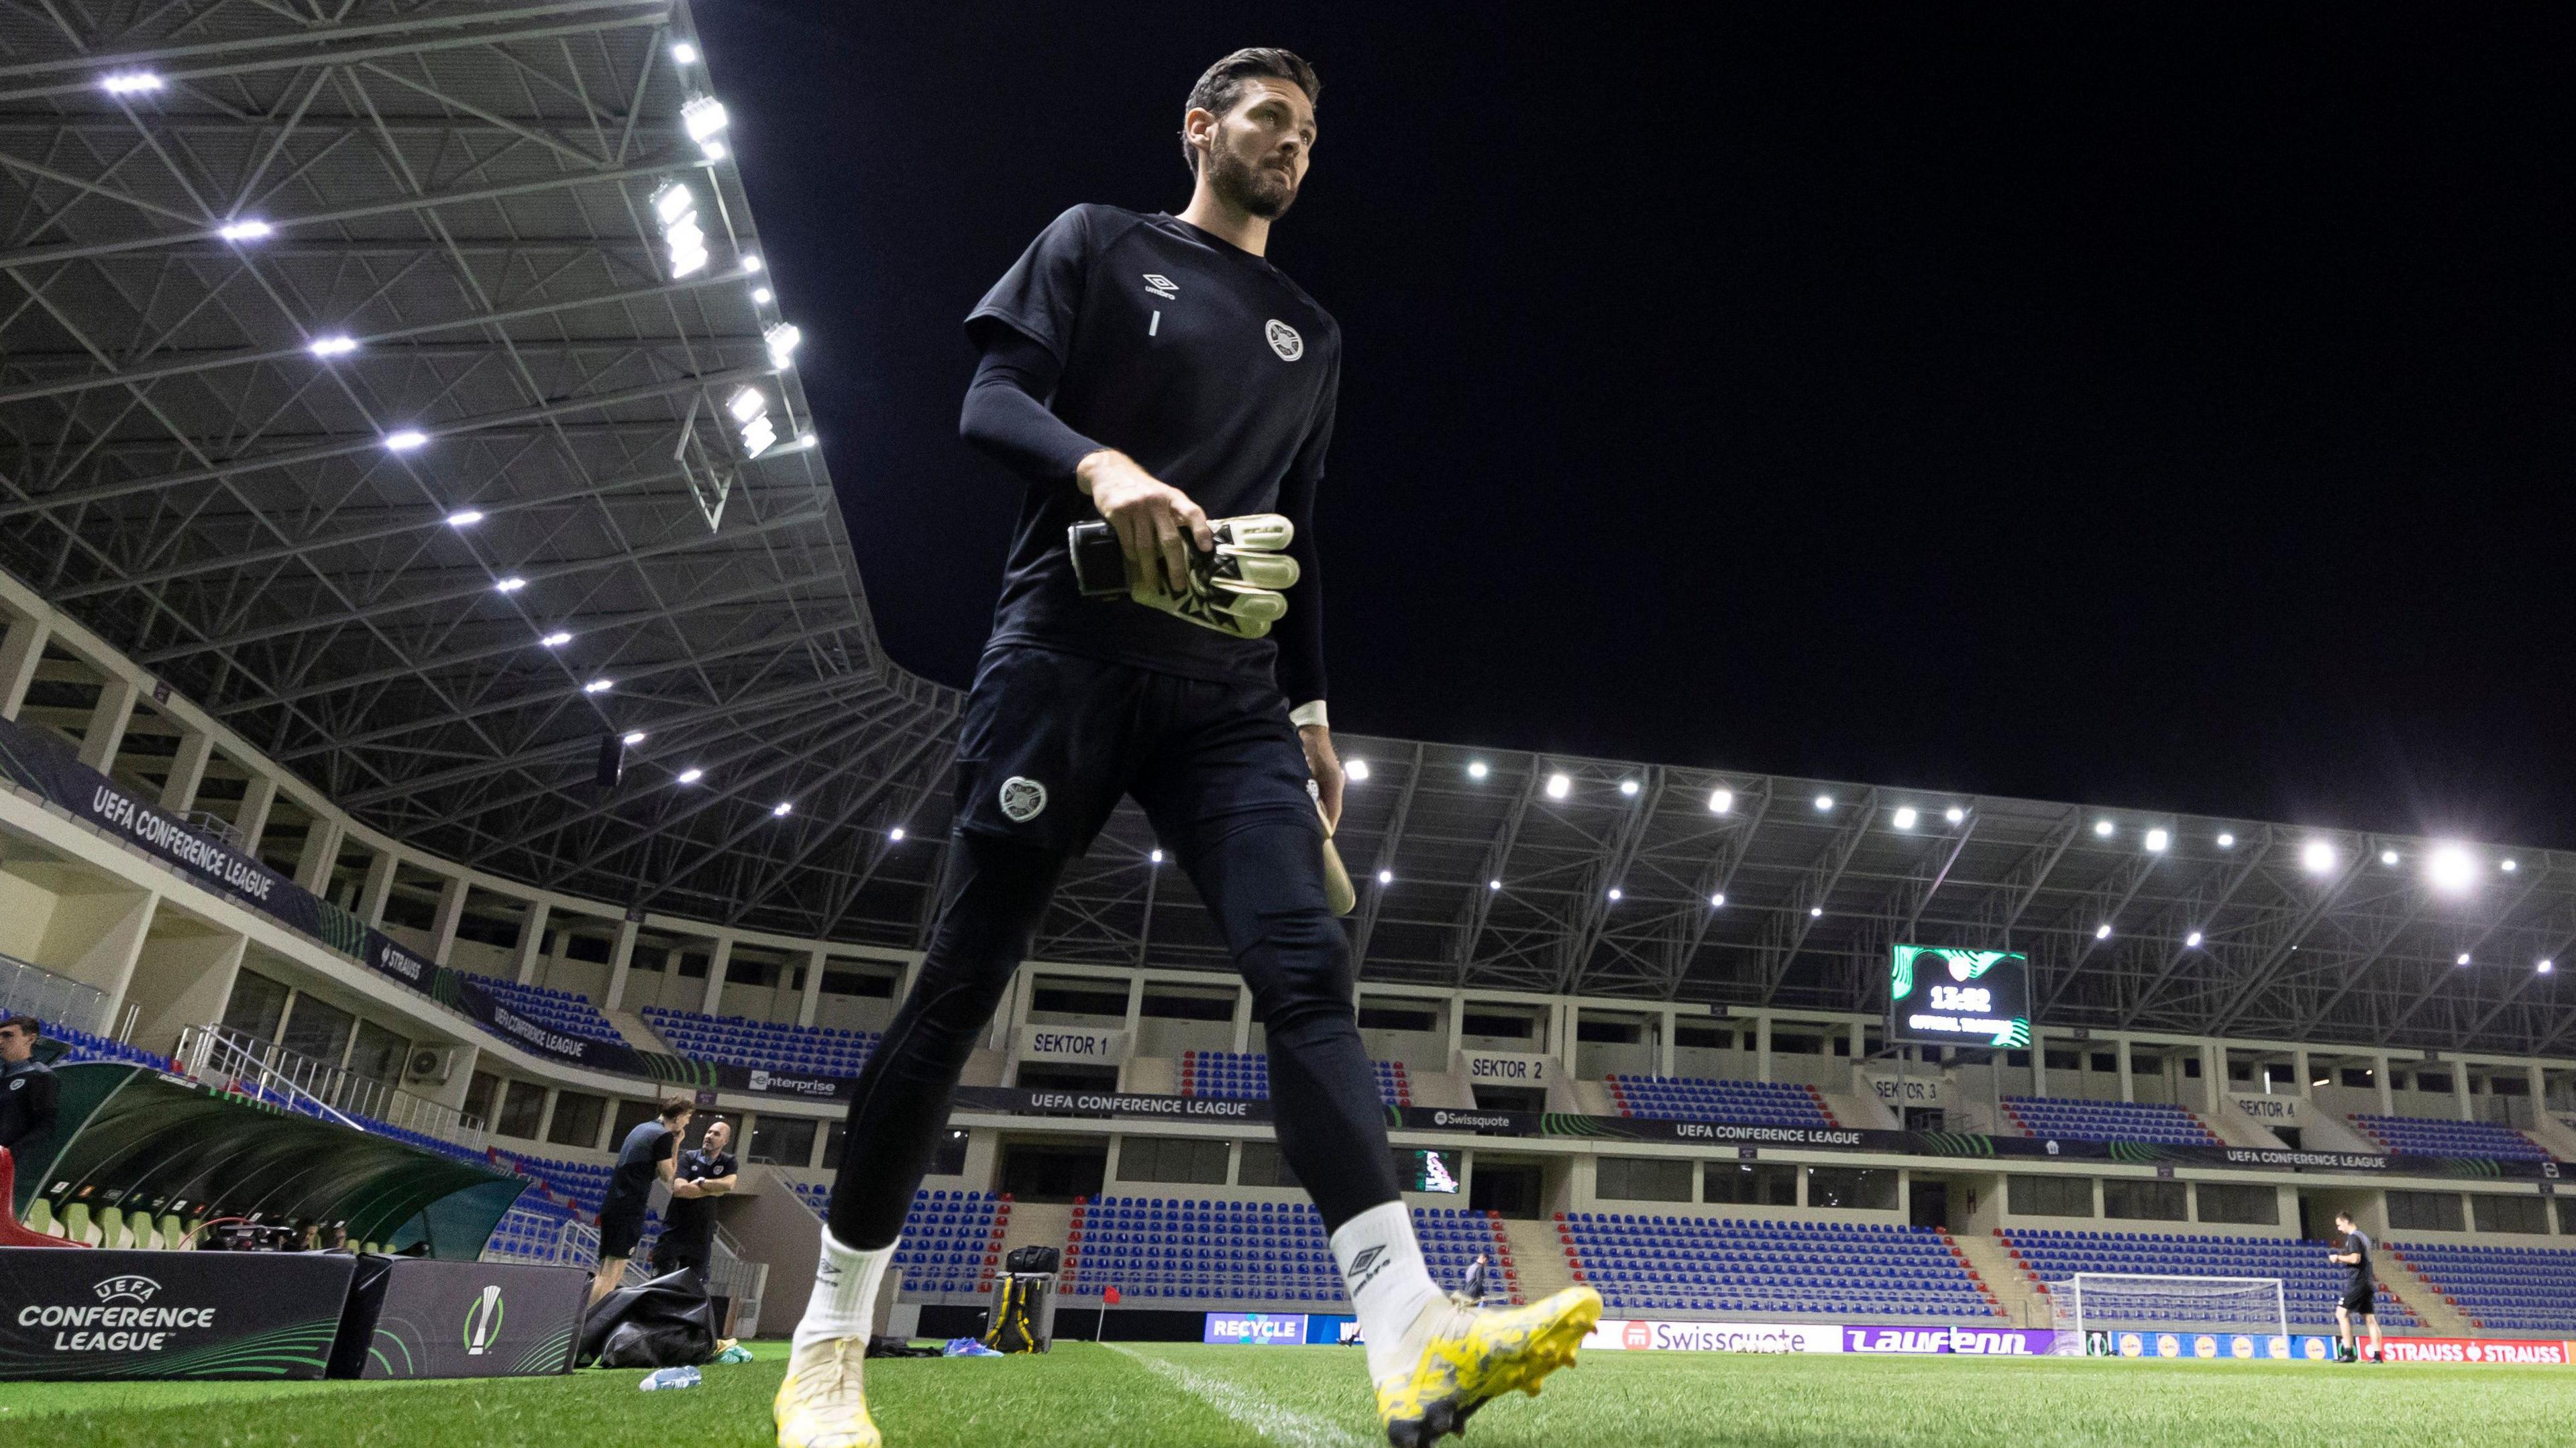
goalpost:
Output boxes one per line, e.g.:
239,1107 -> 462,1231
2047,1274 -> 2291,1357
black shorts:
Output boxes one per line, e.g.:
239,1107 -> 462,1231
651,1231 -> 711,1275
597,1208 -> 647,1261
2341,1282 -> 2376,1315
952,646 -> 1322,860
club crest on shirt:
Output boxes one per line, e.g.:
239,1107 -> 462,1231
1264,319 -> 1303,361
998,775 -> 1049,823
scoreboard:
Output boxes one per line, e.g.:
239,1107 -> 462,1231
1890,945 -> 2031,1048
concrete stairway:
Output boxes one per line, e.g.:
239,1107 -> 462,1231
602,1006 -> 669,1055
1000,1200 -> 1073,1267
1502,1217 -> 1574,1306
2380,1251 -> 2475,1336
1953,1228 -> 2051,1329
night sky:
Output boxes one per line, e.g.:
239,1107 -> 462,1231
694,5 -> 2576,850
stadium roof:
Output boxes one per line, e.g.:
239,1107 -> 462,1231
2,1 -> 2569,1058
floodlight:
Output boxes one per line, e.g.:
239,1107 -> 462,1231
2095,923 -> 2112,940
540,631 -> 572,647
1708,787 -> 1733,814
309,335 -> 358,357
2456,952 -> 2471,966
890,827 -> 906,842
494,576 -> 527,593
101,72 -> 164,95
1710,893 -> 1726,907
682,95 -> 730,148
1377,869 -> 1393,885
1809,905 -> 1823,918
651,182 -> 708,277
1466,761 -> 1489,779
1892,807 -> 1917,830
677,767 -> 704,784
621,730 -> 646,746
1546,773 -> 1570,799
1617,778 -> 1640,797
771,800 -> 793,817
2093,819 -> 2114,838
445,509 -> 484,527
2379,849 -> 2400,866
2502,858 -> 2520,873
2186,931 -> 2203,948
2216,832 -> 2237,848
672,42 -> 698,65
729,386 -> 776,457
1346,759 -> 1372,781
742,254 -> 765,274
1813,793 -> 1833,812
2426,843 -> 2477,893
584,678 -> 613,693
2541,958 -> 2556,974
384,429 -> 428,451
1489,879 -> 1502,891
2300,840 -> 2335,874
1945,806 -> 1966,824
1607,888 -> 1623,901
765,322 -> 802,370
2145,828 -> 2169,852
217,219 -> 272,241
753,286 -> 775,304
1150,848 -> 1164,863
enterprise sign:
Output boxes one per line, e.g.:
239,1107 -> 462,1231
1890,945 -> 2031,1048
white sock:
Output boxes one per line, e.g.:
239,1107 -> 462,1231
792,1227 -> 895,1353
1331,1201 -> 1444,1384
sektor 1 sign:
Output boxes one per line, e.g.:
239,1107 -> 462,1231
1890,945 -> 2031,1048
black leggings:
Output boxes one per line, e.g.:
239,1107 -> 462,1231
825,820 -> 1400,1247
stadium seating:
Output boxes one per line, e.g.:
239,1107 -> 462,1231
2390,1241 -> 2576,1333
488,1149 -> 616,1215
1063,1196 -> 1340,1304
1601,1074 -> 1837,1128
51,1025 -> 164,1069
784,1182 -> 1011,1295
465,974 -> 626,1044
1177,1050 -> 1414,1106
641,1006 -> 881,1078
1999,1227 -> 2422,1330
1558,1213 -> 2000,1318
2348,1114 -> 2551,1163
2002,1096 -> 2220,1146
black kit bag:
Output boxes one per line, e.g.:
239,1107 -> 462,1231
1004,1244 -> 1061,1275
578,1268 -> 720,1369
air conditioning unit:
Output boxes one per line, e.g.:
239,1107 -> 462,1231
405,1047 -> 455,1084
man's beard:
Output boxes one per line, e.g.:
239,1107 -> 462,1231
1208,133 -> 1297,219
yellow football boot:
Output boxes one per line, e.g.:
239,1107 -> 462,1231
775,1335 -> 881,1448
1374,1286 -> 1602,1447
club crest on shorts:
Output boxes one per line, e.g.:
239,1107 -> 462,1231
998,775 -> 1049,823
1264,319 -> 1303,361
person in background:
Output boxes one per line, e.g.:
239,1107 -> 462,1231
653,1117 -> 740,1282
0,1016 -> 59,1176
594,1099 -> 694,1306
1461,1253 -> 1491,1306
2328,1208 -> 2383,1364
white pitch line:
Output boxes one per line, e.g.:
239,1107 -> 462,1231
1107,1343 -> 1373,1448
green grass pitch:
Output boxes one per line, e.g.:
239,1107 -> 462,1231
3,1340 -> 2565,1447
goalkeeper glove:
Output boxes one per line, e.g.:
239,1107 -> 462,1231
1067,514 -> 1299,640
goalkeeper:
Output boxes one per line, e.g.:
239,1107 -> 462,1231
2328,1209 -> 2383,1363
774,46 -> 1597,1448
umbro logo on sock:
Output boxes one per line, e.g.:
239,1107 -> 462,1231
1345,1245 -> 1388,1295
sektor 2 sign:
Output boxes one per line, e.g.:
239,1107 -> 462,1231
1890,946 -> 2031,1048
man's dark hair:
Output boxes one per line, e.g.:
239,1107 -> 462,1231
1182,48 -> 1320,175
657,1097 -> 693,1121
0,1015 -> 40,1038
2334,1209 -> 2355,1225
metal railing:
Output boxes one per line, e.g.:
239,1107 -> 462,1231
175,1023 -> 488,1152
484,1207 -> 598,1268
0,952 -> 110,1038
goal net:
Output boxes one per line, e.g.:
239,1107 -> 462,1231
2047,1274 -> 2289,1356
